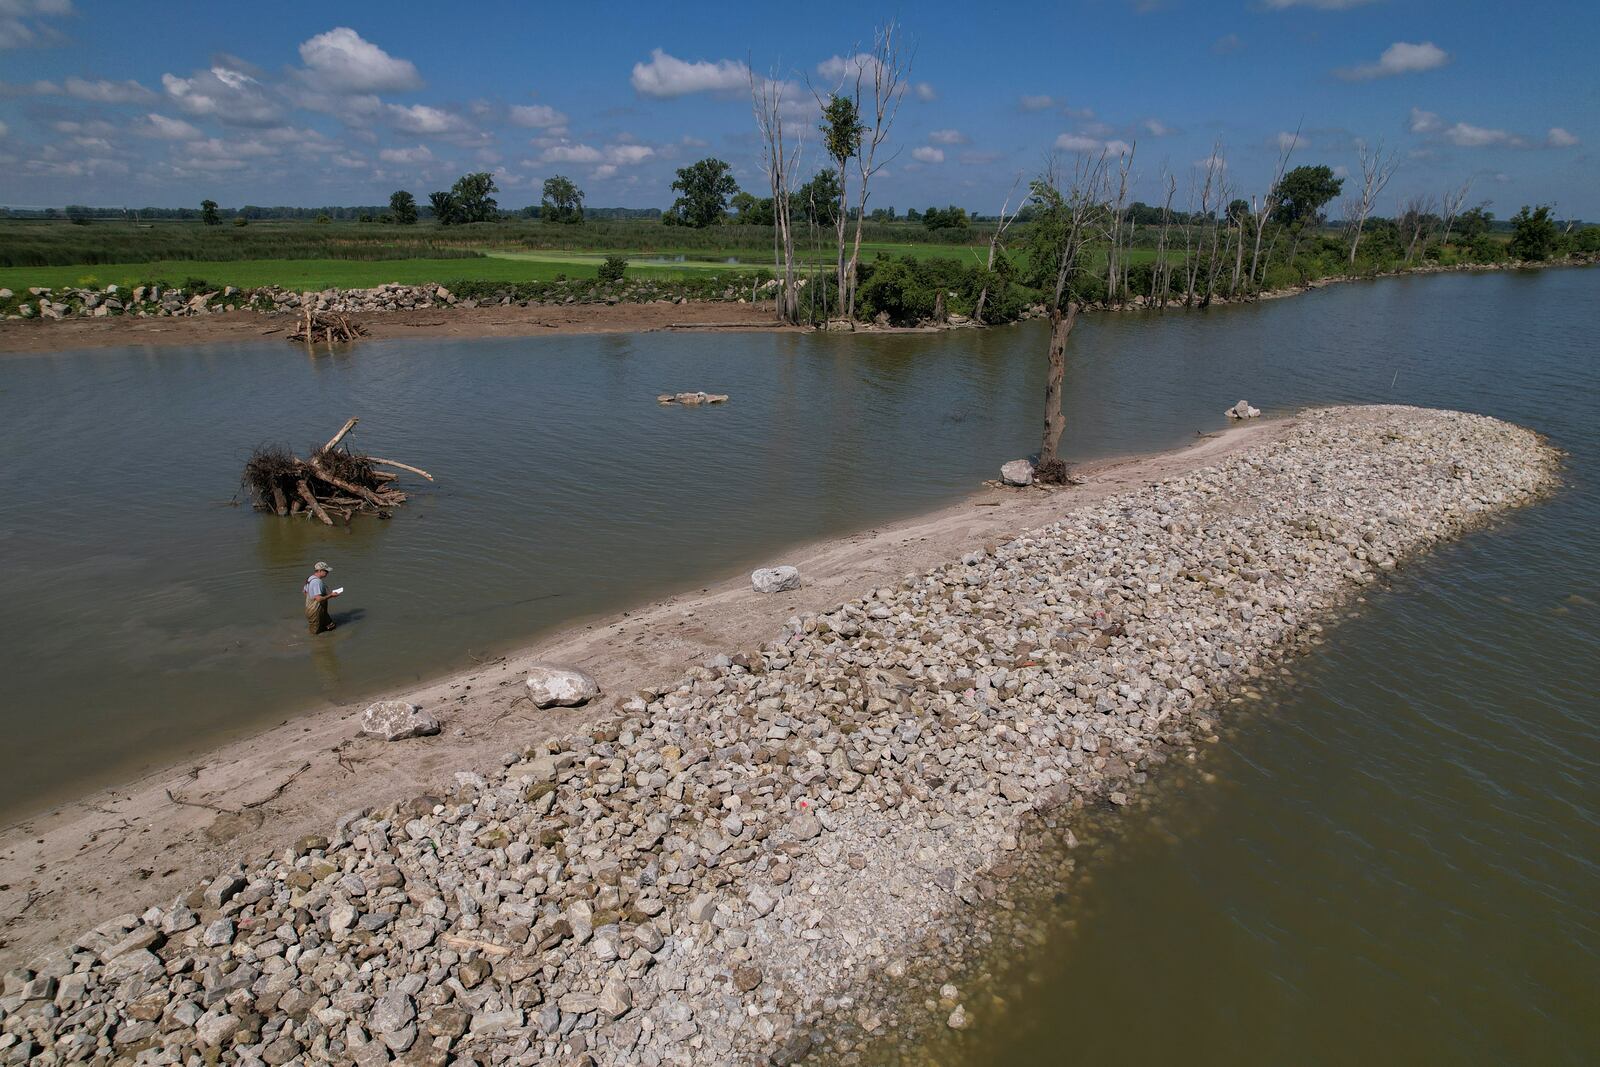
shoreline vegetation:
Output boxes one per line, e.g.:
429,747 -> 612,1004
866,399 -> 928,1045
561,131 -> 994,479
0,253 -> 1593,356
0,406 -> 1560,1067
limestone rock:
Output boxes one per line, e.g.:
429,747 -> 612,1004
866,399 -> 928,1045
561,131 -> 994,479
360,701 -> 440,741
1227,399 -> 1261,419
1001,459 -> 1036,486
524,665 -> 601,708
752,566 -> 801,594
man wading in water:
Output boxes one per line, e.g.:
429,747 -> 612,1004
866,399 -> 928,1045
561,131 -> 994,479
304,561 -> 342,635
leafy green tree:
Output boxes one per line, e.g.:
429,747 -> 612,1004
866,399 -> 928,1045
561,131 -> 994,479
1507,204 -> 1560,261
449,172 -> 499,223
1272,165 -> 1343,228
428,190 -> 458,225
1454,205 -> 1493,241
922,205 -> 970,232
795,170 -> 842,226
200,199 -> 221,226
666,158 -> 738,228
730,191 -> 774,226
541,176 -> 585,224
389,190 -> 418,225
598,254 -> 628,283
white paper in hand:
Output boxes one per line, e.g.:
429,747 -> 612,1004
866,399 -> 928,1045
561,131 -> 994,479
332,587 -> 345,595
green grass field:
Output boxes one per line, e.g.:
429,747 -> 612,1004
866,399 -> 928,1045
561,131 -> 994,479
0,255 -> 762,293
0,241 -> 1004,293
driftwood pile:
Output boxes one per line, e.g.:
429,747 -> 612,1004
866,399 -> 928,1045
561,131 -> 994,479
289,306 -> 368,344
242,418 -> 432,524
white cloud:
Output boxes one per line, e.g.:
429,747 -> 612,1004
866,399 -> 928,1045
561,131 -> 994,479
0,0 -> 73,50
63,76 -> 153,103
1144,118 -> 1176,136
139,113 -> 201,140
1408,107 -> 1442,134
1264,0 -> 1379,7
1337,41 -> 1448,81
1019,94 -> 1056,111
817,52 -> 883,85
630,48 -> 749,98
914,82 -> 936,102
539,141 -> 654,167
1055,133 -> 1101,152
1546,127 -> 1579,148
1443,122 -> 1511,148
379,144 -> 432,164
928,128 -> 967,145
1103,139 -> 1133,157
912,146 -> 944,163
606,143 -> 654,165
592,163 -> 618,180
162,65 -> 281,126
1275,130 -> 1306,150
385,103 -> 466,135
542,143 -> 602,164
508,103 -> 567,128
297,27 -> 420,94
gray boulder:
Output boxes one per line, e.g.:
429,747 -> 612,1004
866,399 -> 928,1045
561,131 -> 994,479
524,665 -> 600,708
752,566 -> 801,593
1226,400 -> 1261,419
360,701 -> 440,741
1001,460 -> 1035,486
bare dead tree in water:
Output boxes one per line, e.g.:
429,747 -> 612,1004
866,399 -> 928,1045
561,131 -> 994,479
1104,144 -> 1136,306
844,21 -> 909,322
1034,151 -> 1109,482
1439,178 -> 1473,249
1400,193 -> 1438,266
751,68 -> 803,323
1345,139 -> 1399,267
1249,126 -> 1299,292
975,173 -> 1024,324
1152,170 -> 1177,309
1198,144 -> 1230,307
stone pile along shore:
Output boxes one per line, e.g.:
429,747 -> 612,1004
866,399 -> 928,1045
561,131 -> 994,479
0,406 -> 1558,1067
3,279 -> 750,323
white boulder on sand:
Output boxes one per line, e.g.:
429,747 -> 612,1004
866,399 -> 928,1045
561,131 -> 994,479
524,665 -> 601,708
359,701 -> 439,741
1001,460 -> 1036,486
1227,399 -> 1261,419
752,566 -> 801,593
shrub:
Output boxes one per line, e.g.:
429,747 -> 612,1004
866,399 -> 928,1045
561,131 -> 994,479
598,254 -> 628,283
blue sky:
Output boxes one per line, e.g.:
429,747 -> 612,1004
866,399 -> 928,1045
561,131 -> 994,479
1,0 -> 1595,217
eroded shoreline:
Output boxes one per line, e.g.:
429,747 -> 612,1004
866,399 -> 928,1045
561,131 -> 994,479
0,406 -> 1560,1067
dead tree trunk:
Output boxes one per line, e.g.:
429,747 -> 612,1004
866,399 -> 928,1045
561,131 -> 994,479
1038,302 -> 1078,473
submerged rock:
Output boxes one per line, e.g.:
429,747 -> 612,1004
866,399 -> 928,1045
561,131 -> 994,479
360,700 -> 440,741
524,665 -> 601,707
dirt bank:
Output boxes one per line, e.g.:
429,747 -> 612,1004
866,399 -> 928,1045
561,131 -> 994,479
0,299 -> 799,355
0,418 -> 1283,968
